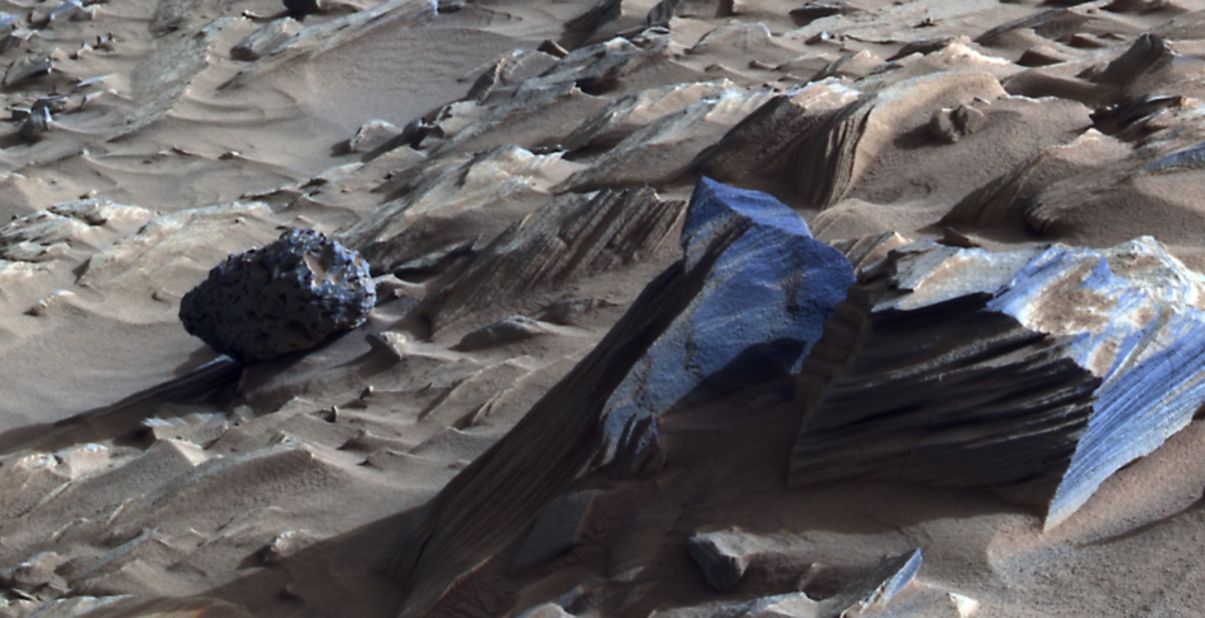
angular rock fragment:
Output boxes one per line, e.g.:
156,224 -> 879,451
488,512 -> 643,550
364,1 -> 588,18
693,78 -> 858,183
179,228 -> 375,363
790,1 -> 855,27
454,316 -> 550,351
598,177 -> 855,468
825,548 -> 923,615
564,79 -> 737,152
4,54 -> 53,87
388,179 -> 853,616
685,529 -> 757,591
231,18 -> 297,61
790,238 -> 1205,528
928,104 -> 985,144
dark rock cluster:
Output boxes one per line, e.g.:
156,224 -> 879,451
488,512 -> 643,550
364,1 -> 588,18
179,228 -> 375,363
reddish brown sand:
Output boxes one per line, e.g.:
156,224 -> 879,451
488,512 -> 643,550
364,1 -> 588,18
0,0 -> 1203,616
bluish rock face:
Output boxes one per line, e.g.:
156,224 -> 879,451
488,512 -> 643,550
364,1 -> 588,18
599,177 -> 856,469
179,228 -> 376,363
790,237 -> 1205,529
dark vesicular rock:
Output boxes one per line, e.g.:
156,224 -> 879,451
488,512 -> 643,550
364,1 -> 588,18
179,228 -> 375,363
597,177 -> 855,471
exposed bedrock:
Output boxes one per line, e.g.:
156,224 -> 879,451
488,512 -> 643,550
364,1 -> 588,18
788,71 -> 1007,210
790,236 -> 1205,529
422,185 -> 686,331
596,177 -> 855,470
179,228 -> 376,363
387,178 -> 854,617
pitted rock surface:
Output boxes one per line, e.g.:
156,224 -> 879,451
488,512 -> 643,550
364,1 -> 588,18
179,228 -> 375,363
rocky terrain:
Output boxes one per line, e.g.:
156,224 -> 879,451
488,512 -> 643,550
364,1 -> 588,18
0,0 -> 1203,617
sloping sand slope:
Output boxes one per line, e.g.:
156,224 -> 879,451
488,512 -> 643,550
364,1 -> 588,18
0,0 -> 1203,616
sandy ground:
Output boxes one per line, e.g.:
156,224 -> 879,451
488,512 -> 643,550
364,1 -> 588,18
0,0 -> 1203,616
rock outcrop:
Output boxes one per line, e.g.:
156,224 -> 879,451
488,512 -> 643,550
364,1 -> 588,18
179,228 -> 376,363
790,237 -> 1205,528
388,178 -> 854,616
596,177 -> 855,471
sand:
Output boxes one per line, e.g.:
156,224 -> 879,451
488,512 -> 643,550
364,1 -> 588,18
0,0 -> 1203,616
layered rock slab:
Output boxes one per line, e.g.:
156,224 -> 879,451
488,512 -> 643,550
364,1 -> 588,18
789,237 -> 1205,528
598,177 -> 855,470
387,178 -> 854,617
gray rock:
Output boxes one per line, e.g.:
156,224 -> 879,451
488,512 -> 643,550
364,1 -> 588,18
4,54 -> 53,87
511,489 -> 601,573
685,530 -> 757,591
929,104 -> 986,144
454,315 -> 549,351
179,228 -> 375,363
790,237 -> 1205,529
348,119 -> 401,154
231,18 -> 296,61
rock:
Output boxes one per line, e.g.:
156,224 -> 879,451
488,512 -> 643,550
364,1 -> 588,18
231,18 -> 297,61
424,186 -> 684,330
4,54 -> 53,87
598,177 -> 855,469
928,104 -> 986,144
790,1 -> 854,27
258,530 -> 316,564
791,71 -> 1006,210
454,315 -> 550,351
515,603 -> 575,618
534,298 -> 617,326
465,48 -> 559,104
388,179 -> 853,617
340,146 -> 578,273
790,237 -> 1205,528
367,331 -> 409,360
940,130 -> 1129,228
179,228 -> 376,363
1092,33 -> 1175,87
348,119 -> 401,154
685,530 -> 757,591
284,0 -> 321,20
1017,44 -> 1072,67
16,105 -> 52,143
693,78 -> 858,183
511,489 -> 601,573
559,87 -> 776,192
975,9 -> 1089,47
823,548 -> 923,615
661,547 -> 921,617
685,528 -> 820,592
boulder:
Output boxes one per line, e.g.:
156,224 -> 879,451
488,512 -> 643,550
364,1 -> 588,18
790,237 -> 1205,528
598,177 -> 855,470
179,228 -> 375,363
